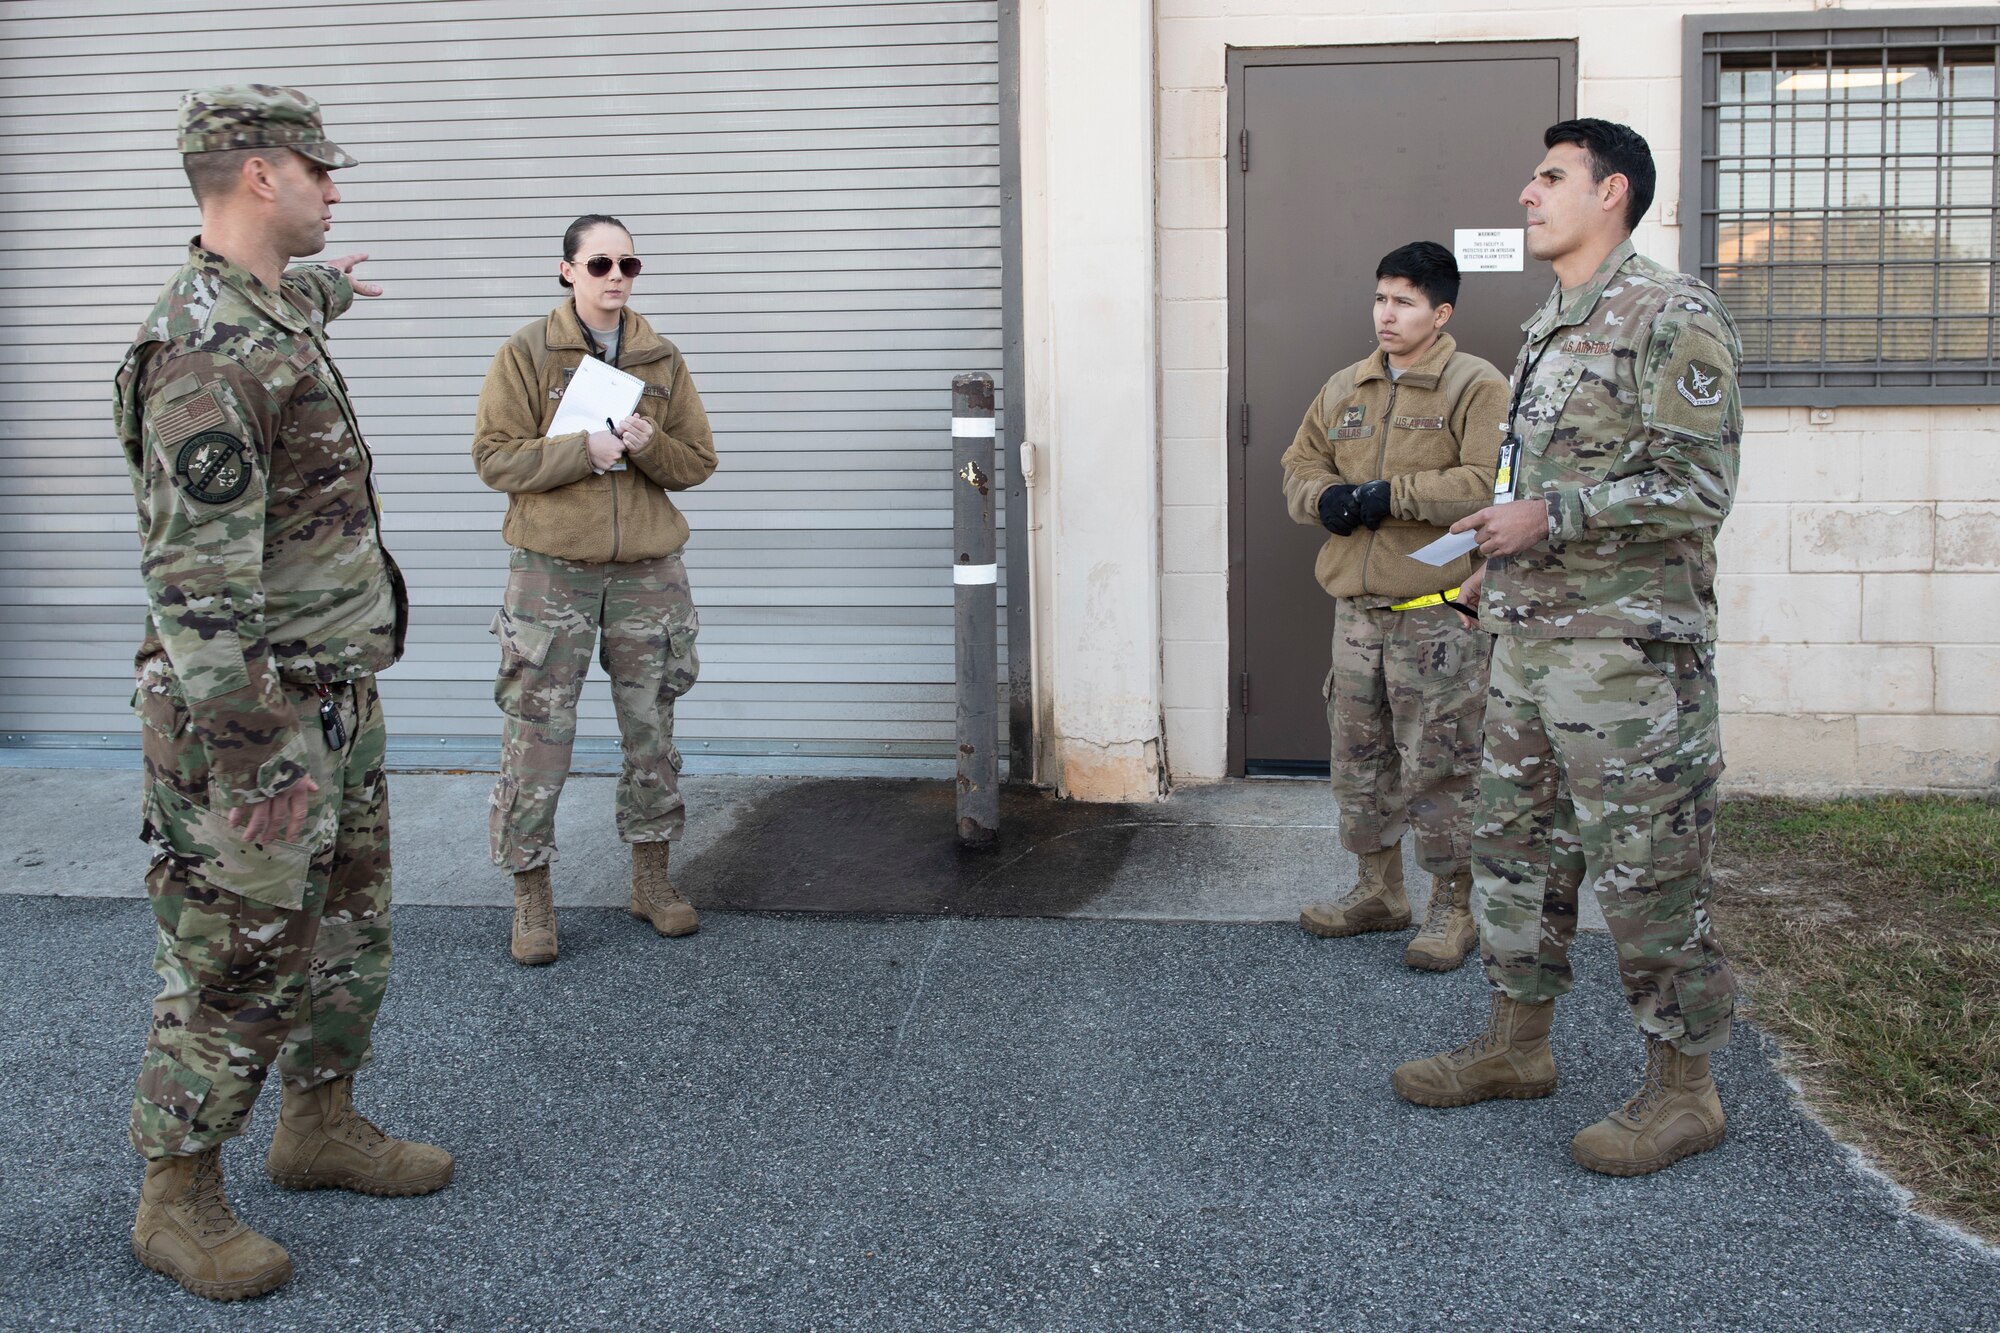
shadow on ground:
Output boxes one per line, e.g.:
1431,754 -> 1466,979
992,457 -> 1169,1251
678,780 -> 1161,916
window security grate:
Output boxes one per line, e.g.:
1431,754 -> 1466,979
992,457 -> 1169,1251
1687,13 -> 2000,404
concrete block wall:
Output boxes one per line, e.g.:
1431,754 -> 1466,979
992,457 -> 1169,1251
1720,406 -> 2000,792
1154,0 -> 1999,794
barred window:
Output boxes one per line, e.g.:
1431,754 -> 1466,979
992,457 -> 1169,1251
1685,12 -> 2000,403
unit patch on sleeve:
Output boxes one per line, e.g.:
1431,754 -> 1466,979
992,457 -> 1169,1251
1646,322 -> 1735,441
174,430 -> 254,506
1676,360 -> 1724,407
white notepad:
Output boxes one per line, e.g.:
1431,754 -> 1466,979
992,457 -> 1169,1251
549,357 -> 644,471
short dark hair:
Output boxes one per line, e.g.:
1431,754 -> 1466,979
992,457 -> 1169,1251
559,213 -> 631,289
1376,241 -> 1459,309
182,148 -> 263,205
1544,118 -> 1655,232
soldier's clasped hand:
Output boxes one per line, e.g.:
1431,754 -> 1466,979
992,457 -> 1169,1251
1317,484 -> 1362,535
617,413 -> 654,452
586,429 -> 627,471
1353,480 -> 1393,530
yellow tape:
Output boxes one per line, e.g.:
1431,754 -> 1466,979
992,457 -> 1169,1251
1390,586 -> 1462,612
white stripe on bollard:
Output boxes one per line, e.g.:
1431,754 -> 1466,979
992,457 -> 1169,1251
951,417 -> 997,437
953,563 -> 999,585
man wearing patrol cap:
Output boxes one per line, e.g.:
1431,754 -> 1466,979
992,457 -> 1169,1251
115,84 -> 449,1301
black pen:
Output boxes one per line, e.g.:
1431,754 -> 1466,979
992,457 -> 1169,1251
606,417 -> 627,471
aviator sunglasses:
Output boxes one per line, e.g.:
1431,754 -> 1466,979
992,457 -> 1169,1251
573,255 -> 643,278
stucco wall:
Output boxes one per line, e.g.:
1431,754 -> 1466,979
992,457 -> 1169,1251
1152,0 -> 2000,793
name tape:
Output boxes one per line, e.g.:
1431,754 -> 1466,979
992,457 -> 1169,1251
953,563 -> 999,585
951,416 -> 996,438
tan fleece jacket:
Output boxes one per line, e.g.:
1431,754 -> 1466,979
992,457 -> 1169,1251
1279,332 -> 1508,601
472,302 -> 717,562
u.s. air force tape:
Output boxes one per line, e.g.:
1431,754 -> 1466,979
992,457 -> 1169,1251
174,430 -> 253,505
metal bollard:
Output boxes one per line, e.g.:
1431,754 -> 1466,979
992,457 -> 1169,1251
952,373 -> 999,847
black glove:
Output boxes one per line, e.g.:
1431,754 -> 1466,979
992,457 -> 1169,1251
1354,479 -> 1392,530
1317,484 -> 1361,536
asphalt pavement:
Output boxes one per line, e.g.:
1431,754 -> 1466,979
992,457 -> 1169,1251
1,768 -> 1995,1331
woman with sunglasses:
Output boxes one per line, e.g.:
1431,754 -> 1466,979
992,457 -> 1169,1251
471,213 -> 718,966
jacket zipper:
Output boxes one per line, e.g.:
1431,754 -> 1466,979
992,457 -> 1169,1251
1360,379 -> 1399,596
609,465 -> 621,560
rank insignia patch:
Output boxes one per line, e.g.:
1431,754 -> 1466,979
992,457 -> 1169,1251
1676,358 -> 1725,407
174,430 -> 253,505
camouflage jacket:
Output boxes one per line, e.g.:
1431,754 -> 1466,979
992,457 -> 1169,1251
114,241 -> 407,807
1481,239 -> 1742,642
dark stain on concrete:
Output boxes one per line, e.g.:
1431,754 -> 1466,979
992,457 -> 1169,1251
676,778 -> 1166,918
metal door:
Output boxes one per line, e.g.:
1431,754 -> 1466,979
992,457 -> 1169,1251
1227,43 -> 1576,774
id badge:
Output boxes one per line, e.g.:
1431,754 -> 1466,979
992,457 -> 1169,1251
1493,437 -> 1519,502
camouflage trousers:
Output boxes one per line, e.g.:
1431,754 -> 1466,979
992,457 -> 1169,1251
489,547 -> 699,872
1474,635 -> 1736,1054
130,663 -> 392,1159
1326,599 -> 1491,876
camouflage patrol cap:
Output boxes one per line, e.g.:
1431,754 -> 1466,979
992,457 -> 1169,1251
176,84 -> 358,169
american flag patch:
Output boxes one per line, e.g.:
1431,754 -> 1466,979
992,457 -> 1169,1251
151,389 -> 225,445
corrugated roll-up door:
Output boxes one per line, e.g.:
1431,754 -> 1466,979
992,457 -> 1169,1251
0,0 -> 1005,776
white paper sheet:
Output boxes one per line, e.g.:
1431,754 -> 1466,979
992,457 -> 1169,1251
1409,530 -> 1480,566
549,357 -> 644,470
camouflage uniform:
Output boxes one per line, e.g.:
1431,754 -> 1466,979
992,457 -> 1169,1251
1326,602 -> 1488,874
115,225 -> 407,1155
489,549 -> 699,871
1474,238 -> 1742,1054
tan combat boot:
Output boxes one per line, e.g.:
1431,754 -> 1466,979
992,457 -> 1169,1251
510,865 -> 557,965
132,1148 -> 292,1301
265,1076 -> 454,1196
631,840 -> 699,937
1391,993 -> 1559,1107
1299,846 -> 1410,938
1403,869 -> 1477,972
1571,1037 -> 1727,1176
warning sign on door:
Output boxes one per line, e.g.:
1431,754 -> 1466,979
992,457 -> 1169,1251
1453,229 -> 1525,273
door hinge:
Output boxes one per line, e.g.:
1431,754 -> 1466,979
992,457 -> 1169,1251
1238,129 -> 1250,173
1239,672 -> 1251,712
1239,401 -> 1250,447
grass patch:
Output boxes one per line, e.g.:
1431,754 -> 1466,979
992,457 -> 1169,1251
1715,796 -> 2000,1242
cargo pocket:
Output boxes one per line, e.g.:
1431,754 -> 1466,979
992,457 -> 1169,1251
488,775 -> 519,865
664,608 -> 701,696
490,608 -> 554,667
133,1048 -> 214,1154
145,780 -> 317,911
492,609 -> 558,722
